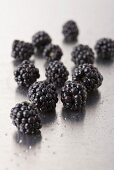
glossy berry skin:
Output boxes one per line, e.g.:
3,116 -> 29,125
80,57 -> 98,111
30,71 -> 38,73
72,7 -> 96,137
72,64 -> 103,92
32,31 -> 52,52
72,44 -> 95,65
11,40 -> 34,61
62,20 -> 79,42
95,38 -> 114,59
61,81 -> 87,111
10,102 -> 42,134
14,60 -> 40,88
43,44 -> 63,62
28,81 -> 58,113
45,61 -> 69,88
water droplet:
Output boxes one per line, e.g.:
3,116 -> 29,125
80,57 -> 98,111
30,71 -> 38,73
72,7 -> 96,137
5,133 -> 8,136
14,152 -> 19,157
29,146 -> 32,150
45,138 -> 48,141
25,149 -> 28,153
60,133 -> 63,137
53,151 -> 56,155
19,139 -> 22,144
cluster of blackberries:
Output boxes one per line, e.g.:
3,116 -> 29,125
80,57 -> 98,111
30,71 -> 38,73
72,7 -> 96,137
11,19 -> 114,135
11,30 -> 69,134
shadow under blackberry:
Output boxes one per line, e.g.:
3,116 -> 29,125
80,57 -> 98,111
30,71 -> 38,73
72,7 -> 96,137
34,49 -> 44,58
87,90 -> 101,107
16,86 -> 28,97
61,107 -> 86,123
71,66 -> 76,74
12,60 -> 22,68
96,57 -> 113,66
40,110 -> 57,125
13,131 -> 42,147
63,38 -> 78,45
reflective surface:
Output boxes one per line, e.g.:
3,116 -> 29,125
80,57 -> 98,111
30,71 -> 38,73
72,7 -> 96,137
0,0 -> 114,170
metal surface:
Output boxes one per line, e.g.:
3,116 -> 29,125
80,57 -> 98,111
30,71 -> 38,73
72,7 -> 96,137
0,0 -> 114,170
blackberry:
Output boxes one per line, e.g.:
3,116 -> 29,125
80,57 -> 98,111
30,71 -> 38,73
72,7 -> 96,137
14,60 -> 40,88
62,20 -> 79,42
32,31 -> 52,52
72,44 -> 95,65
10,102 -> 42,134
95,38 -> 114,59
28,81 -> 58,113
72,64 -> 103,92
61,81 -> 87,111
43,44 -> 63,62
45,61 -> 69,88
11,40 -> 34,61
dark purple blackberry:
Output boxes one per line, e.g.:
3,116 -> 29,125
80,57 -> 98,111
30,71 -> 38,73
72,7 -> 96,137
10,102 -> 42,134
28,81 -> 58,113
95,38 -> 114,59
43,44 -> 63,62
72,64 -> 103,92
62,20 -> 79,42
11,40 -> 34,61
32,31 -> 52,52
45,61 -> 69,88
61,81 -> 87,111
14,60 -> 40,88
72,44 -> 95,65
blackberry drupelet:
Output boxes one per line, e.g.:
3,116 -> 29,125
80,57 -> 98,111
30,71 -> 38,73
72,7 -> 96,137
62,20 -> 79,42
14,60 -> 40,88
43,44 -> 63,62
28,81 -> 58,113
11,40 -> 34,61
32,31 -> 52,52
71,44 -> 95,65
61,81 -> 87,111
45,61 -> 69,88
95,38 -> 114,59
72,64 -> 103,92
10,102 -> 42,134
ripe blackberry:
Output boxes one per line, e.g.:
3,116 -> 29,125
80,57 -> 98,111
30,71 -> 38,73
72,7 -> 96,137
28,81 -> 58,113
11,40 -> 34,61
71,44 -> 95,65
62,20 -> 79,42
43,44 -> 63,62
14,60 -> 40,88
45,61 -> 69,88
61,81 -> 87,111
95,38 -> 114,59
32,31 -> 52,52
10,102 -> 42,134
72,64 -> 103,92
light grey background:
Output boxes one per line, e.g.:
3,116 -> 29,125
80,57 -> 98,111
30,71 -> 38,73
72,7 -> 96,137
0,0 -> 114,170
